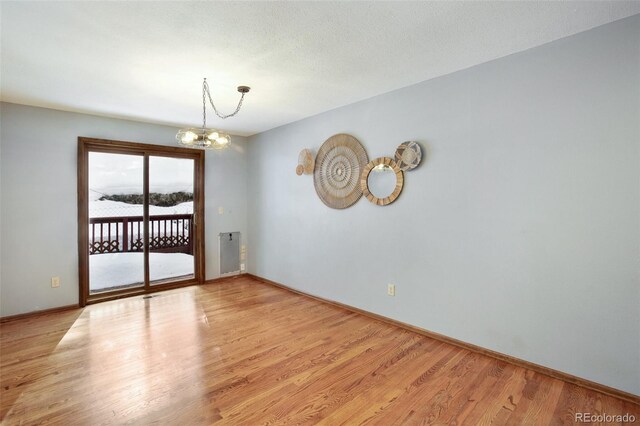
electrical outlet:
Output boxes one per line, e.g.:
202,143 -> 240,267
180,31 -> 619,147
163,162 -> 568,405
387,284 -> 395,296
218,207 -> 224,215
240,263 -> 246,271
51,276 -> 60,288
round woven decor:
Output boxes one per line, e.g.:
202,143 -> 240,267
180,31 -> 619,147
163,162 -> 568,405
395,141 -> 422,171
297,149 -> 314,175
314,134 -> 369,209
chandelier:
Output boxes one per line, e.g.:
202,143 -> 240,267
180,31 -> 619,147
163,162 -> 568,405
176,78 -> 250,150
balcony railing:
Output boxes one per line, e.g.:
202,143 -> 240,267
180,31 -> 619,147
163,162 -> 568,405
89,214 -> 193,255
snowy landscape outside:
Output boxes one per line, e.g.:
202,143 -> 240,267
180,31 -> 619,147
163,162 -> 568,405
88,153 -> 195,293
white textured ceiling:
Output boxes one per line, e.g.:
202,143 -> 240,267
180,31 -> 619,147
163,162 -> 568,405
2,2 -> 639,136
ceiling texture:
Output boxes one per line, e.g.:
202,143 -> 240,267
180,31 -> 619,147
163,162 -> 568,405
2,1 -> 639,136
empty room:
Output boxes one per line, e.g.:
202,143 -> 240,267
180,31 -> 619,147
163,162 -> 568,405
1,1 -> 639,424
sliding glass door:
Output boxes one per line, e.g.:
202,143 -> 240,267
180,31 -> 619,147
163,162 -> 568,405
88,152 -> 145,294
148,156 -> 195,286
78,138 -> 204,305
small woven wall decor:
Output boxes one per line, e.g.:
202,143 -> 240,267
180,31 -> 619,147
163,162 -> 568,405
314,134 -> 369,209
395,141 -> 422,171
296,149 -> 314,176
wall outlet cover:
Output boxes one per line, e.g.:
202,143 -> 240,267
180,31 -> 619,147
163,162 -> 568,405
387,284 -> 395,296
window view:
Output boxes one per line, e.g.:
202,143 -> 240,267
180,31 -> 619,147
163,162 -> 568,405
88,152 -> 145,293
88,153 -> 195,294
148,156 -> 195,285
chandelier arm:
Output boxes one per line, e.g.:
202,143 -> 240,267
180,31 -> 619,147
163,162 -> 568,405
202,80 -> 208,129
177,78 -> 248,150
203,80 -> 246,120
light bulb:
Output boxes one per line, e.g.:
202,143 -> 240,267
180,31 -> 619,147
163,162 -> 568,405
216,136 -> 229,145
182,131 -> 197,143
208,131 -> 219,140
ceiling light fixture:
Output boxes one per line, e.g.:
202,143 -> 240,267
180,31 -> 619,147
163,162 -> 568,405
176,78 -> 250,150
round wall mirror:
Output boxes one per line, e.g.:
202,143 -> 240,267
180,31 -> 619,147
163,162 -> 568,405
368,164 -> 397,198
360,157 -> 404,206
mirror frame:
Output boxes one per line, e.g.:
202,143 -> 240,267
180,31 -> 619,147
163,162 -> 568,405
360,157 -> 404,206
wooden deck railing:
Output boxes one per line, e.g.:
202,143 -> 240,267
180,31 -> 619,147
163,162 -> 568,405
89,214 -> 193,255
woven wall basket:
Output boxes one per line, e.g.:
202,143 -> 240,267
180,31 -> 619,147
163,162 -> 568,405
296,149 -> 314,175
314,134 -> 369,209
395,141 -> 422,171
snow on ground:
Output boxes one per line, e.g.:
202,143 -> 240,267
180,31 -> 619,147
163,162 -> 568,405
89,200 -> 193,218
88,199 -> 194,292
90,252 -> 194,292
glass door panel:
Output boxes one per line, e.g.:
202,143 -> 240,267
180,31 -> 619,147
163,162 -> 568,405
88,152 -> 145,294
148,156 -> 195,285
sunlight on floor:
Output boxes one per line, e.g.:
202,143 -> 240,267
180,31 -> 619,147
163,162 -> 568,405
19,288 -> 215,423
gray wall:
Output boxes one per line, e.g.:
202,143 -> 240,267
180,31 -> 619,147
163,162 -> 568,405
0,103 -> 248,316
247,16 -> 640,395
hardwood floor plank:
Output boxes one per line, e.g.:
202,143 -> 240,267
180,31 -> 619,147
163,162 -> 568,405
1,277 -> 638,425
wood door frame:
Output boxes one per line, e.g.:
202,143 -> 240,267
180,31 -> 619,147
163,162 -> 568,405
77,137 -> 205,306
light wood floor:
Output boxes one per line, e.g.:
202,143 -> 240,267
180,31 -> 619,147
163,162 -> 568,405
1,277 -> 638,425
